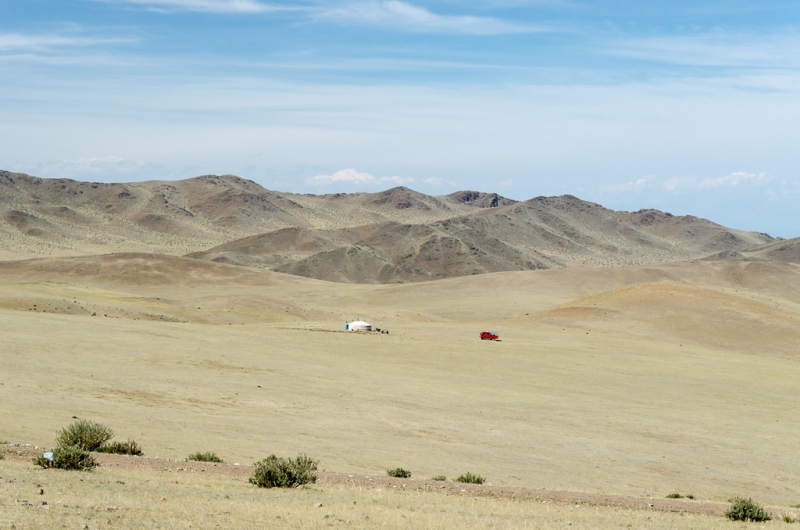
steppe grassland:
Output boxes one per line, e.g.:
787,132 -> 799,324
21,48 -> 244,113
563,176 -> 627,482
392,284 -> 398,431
2,263 -> 800,506
0,460 -> 748,530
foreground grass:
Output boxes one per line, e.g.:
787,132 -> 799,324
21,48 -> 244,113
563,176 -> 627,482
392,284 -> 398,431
0,460 -> 771,530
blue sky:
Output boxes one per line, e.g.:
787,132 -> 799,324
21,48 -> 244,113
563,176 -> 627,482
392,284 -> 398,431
1,1 -> 798,237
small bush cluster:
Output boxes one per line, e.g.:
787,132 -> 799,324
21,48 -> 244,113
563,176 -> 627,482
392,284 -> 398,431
666,493 -> 694,499
725,498 -> 771,522
432,475 -> 447,481
187,452 -> 223,463
33,445 -> 98,471
55,420 -> 113,451
387,468 -> 411,478
249,454 -> 318,488
35,419 -> 143,471
782,514 -> 798,524
97,440 -> 143,456
455,472 -> 485,485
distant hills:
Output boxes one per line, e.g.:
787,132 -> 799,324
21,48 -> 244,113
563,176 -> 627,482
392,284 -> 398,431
1,170 -> 794,283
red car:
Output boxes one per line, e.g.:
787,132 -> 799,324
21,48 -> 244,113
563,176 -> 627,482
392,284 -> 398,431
480,331 -> 499,340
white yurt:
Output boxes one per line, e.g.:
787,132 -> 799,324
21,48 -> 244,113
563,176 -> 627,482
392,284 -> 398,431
348,320 -> 372,332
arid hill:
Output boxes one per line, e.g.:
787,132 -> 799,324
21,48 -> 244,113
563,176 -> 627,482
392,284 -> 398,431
0,171 -> 507,260
190,195 -> 775,283
0,170 -> 779,282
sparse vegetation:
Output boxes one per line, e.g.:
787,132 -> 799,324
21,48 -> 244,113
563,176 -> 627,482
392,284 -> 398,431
666,493 -> 683,498
686,494 -> 695,500
33,445 -> 98,471
187,451 -> 223,463
387,468 -> 411,478
432,475 -> 447,481
55,419 -> 113,451
454,472 -> 485,484
249,454 -> 318,488
782,513 -> 798,524
725,497 -> 771,522
97,439 -> 143,456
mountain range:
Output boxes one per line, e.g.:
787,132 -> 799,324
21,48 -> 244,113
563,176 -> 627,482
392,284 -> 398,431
1,170 -> 794,283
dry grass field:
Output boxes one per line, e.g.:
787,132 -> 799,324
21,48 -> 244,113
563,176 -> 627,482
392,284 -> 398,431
2,253 -> 800,530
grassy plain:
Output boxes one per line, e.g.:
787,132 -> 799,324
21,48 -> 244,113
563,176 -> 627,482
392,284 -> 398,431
0,458 -> 761,530
1,254 -> 800,526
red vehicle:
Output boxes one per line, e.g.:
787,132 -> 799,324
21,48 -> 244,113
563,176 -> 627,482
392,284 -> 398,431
480,331 -> 499,340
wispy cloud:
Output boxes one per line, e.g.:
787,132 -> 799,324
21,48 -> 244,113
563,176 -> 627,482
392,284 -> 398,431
306,168 -> 413,186
605,31 -> 800,68
106,0 -> 289,13
664,171 -> 770,192
597,177 -> 649,194
0,33 -> 131,52
318,0 -> 543,35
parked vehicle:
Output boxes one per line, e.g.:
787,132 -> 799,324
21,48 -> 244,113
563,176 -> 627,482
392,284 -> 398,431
480,331 -> 499,340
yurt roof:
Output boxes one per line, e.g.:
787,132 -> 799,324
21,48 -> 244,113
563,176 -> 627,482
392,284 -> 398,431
350,320 -> 370,326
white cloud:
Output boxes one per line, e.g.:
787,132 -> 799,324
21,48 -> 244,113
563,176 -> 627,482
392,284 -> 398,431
0,33 -> 131,52
318,0 -> 542,35
108,0 -> 286,13
664,171 -> 769,192
305,168 -> 413,187
422,177 -> 455,187
597,177 -> 649,194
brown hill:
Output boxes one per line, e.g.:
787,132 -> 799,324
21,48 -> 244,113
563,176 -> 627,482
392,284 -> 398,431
0,171 -> 507,260
206,195 -> 774,283
0,170 -> 781,283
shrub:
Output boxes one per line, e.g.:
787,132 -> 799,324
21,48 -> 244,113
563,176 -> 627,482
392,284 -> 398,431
782,513 -> 798,524
97,440 -> 143,456
187,452 -> 223,463
432,475 -> 447,481
55,420 -> 113,451
0,452 -> 4,460
387,468 -> 411,478
33,445 -> 98,471
686,494 -> 695,500
455,472 -> 485,484
725,498 -> 771,522
666,493 -> 683,499
249,454 -> 318,488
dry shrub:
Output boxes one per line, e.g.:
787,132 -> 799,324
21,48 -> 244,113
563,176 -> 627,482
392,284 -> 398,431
33,445 -> 98,471
56,420 -> 113,451
187,452 -> 223,463
725,498 -> 771,522
249,454 -> 318,488
98,440 -> 143,456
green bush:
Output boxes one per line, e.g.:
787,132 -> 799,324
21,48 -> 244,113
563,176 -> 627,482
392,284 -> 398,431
249,454 -> 318,488
33,445 -> 98,471
432,475 -> 446,481
97,440 -> 143,456
387,468 -> 411,478
55,420 -> 113,451
686,494 -> 695,500
666,493 -> 683,498
187,452 -> 223,463
725,497 -> 771,522
454,472 -> 485,484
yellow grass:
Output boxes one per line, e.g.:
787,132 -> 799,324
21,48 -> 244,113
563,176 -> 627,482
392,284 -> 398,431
0,459 -> 761,530
1,256 -> 800,520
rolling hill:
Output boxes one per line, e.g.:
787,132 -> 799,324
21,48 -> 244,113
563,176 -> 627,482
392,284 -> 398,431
0,170 -> 782,282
